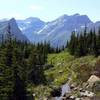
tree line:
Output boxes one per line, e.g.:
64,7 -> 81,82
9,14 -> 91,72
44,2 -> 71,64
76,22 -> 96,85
67,27 -> 100,57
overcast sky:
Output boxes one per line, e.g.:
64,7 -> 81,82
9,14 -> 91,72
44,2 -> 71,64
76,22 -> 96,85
0,0 -> 100,22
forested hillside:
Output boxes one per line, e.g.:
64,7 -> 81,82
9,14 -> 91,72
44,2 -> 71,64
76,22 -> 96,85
67,27 -> 100,57
0,29 -> 58,100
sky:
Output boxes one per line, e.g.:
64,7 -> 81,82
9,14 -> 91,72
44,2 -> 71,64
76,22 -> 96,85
0,0 -> 100,22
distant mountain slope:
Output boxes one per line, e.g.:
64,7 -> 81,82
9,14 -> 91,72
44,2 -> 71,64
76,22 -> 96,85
23,14 -> 93,47
88,21 -> 100,32
1,14 -> 99,47
37,14 -> 92,35
17,17 -> 45,40
17,14 -> 93,47
0,18 -> 29,42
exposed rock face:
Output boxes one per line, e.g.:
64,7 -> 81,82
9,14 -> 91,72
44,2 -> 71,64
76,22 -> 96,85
17,17 -> 45,41
0,18 -> 29,42
87,75 -> 100,87
61,83 -> 71,96
17,14 -> 93,47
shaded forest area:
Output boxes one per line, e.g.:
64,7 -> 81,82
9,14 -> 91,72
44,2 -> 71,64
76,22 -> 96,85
0,30 -> 59,100
67,27 -> 100,57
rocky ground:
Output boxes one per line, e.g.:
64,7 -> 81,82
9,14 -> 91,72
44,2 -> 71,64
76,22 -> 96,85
46,75 -> 100,100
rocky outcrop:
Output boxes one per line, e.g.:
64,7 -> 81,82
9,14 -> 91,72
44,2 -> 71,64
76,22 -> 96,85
47,75 -> 100,100
87,75 -> 100,88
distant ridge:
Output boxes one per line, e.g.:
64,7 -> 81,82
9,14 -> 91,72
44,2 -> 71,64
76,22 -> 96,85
0,18 -> 29,42
17,14 -> 93,47
1,14 -> 100,47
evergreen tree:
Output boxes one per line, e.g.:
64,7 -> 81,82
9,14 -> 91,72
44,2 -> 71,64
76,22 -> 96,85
10,67 -> 27,100
68,27 -> 100,57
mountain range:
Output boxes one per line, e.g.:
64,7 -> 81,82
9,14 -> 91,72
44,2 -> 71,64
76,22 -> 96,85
0,14 -> 100,47
0,18 -> 29,42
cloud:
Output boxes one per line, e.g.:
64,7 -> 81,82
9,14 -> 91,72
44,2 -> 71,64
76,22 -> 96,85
29,5 -> 43,11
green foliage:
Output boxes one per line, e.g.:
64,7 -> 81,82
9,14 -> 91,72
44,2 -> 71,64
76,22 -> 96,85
0,30 -> 56,99
45,52 -> 99,89
68,27 -> 100,57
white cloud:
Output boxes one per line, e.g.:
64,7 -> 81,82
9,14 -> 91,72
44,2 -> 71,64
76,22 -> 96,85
29,5 -> 43,11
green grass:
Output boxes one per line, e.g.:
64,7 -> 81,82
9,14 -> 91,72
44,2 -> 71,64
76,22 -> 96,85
28,51 -> 100,98
45,51 -> 97,86
45,51 -> 74,86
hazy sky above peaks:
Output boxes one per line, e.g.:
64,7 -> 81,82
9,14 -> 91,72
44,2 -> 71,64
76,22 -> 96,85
0,0 -> 100,22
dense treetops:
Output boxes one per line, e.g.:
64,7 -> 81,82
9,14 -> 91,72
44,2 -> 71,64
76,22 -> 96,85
67,27 -> 100,57
0,28 -> 58,100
